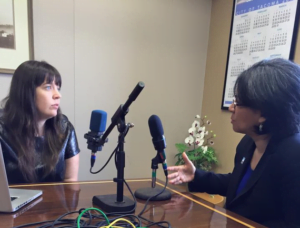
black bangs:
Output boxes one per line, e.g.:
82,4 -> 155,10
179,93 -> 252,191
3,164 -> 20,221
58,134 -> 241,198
34,61 -> 62,88
44,73 -> 62,87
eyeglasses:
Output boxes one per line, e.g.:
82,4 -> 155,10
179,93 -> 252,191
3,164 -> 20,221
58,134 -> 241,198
232,98 -> 244,110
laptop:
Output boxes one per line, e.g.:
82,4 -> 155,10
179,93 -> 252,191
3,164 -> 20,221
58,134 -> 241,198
0,142 -> 42,212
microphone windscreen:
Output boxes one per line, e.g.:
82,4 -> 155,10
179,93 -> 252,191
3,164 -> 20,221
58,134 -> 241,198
89,110 -> 107,133
148,115 -> 164,138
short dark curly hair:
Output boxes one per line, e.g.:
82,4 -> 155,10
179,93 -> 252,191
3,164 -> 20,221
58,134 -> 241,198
234,58 -> 300,137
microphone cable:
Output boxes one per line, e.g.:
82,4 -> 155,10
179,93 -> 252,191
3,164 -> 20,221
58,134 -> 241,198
137,176 -> 171,228
90,124 -> 130,174
13,125 -> 171,228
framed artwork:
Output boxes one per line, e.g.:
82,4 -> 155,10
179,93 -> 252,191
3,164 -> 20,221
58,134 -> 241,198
0,0 -> 33,74
221,0 -> 300,109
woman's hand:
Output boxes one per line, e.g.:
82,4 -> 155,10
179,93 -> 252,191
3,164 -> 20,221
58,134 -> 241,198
167,152 -> 196,185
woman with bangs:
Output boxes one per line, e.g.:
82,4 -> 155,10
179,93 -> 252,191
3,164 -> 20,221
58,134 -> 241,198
168,58 -> 300,227
0,60 -> 80,184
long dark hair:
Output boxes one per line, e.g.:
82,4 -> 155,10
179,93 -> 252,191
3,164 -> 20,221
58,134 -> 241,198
2,60 -> 64,182
234,58 -> 300,137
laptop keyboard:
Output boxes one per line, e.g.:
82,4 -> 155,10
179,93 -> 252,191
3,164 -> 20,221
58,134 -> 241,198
11,197 -> 17,201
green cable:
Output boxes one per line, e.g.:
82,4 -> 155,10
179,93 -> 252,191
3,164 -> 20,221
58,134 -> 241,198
77,207 -> 110,228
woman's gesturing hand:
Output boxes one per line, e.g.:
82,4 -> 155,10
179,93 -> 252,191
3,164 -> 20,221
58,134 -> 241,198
167,152 -> 196,185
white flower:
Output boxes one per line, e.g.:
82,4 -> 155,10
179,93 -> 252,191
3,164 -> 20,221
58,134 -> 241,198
185,136 -> 194,145
197,126 -> 205,134
188,127 -> 196,136
195,137 -> 204,146
196,131 -> 205,140
206,120 -> 212,125
202,146 -> 208,154
209,140 -> 214,145
195,115 -> 200,119
205,131 -> 209,135
192,120 -> 200,128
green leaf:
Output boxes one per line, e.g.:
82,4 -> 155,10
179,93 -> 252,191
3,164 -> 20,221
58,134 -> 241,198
175,143 -> 189,153
195,147 -> 204,153
174,152 -> 183,158
175,161 -> 181,166
174,140 -> 219,171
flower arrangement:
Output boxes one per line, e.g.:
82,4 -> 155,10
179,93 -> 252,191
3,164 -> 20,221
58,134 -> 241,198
175,115 -> 218,171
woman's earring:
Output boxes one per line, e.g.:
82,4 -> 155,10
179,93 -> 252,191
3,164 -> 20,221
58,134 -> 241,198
259,124 -> 263,132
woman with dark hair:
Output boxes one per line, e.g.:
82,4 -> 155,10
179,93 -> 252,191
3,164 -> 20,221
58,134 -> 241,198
168,58 -> 300,227
0,60 -> 80,184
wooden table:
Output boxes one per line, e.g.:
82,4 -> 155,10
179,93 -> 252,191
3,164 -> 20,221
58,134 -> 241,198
1,179 -> 265,228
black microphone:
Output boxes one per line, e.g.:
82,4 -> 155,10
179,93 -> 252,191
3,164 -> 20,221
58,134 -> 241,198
100,82 -> 145,145
148,115 -> 168,177
84,110 -> 107,167
90,82 -> 145,213
134,115 -> 171,201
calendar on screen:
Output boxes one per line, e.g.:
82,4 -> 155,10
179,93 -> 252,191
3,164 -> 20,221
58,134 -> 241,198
222,0 -> 300,109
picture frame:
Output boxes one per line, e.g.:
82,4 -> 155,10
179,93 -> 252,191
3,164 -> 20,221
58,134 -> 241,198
0,0 -> 34,74
221,0 -> 300,109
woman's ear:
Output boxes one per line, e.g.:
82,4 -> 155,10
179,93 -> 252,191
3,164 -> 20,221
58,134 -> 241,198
258,116 -> 266,124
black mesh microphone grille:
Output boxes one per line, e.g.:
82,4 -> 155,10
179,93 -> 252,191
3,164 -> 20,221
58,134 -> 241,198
148,115 -> 164,138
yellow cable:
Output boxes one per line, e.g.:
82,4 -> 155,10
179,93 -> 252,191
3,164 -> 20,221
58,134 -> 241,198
100,227 -> 126,228
100,218 -> 136,228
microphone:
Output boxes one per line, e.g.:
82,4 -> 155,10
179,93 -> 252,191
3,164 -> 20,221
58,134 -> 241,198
134,115 -> 171,201
100,82 -> 145,145
89,82 -> 145,213
148,115 -> 168,177
84,110 -> 107,167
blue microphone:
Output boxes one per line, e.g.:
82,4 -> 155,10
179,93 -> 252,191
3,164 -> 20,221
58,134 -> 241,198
90,110 -> 107,134
84,110 -> 107,167
148,115 -> 168,188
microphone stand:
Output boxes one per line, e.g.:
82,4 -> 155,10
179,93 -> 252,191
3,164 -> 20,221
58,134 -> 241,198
134,153 -> 171,201
90,82 -> 145,213
151,155 -> 159,188
92,110 -> 135,212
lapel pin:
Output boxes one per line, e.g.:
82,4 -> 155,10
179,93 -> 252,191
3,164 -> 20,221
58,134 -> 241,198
241,157 -> 245,164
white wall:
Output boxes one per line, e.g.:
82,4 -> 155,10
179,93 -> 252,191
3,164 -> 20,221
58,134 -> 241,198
33,0 -> 75,122
0,0 -> 212,181
0,74 -> 11,103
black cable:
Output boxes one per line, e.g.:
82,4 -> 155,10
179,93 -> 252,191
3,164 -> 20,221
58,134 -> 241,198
91,124 -> 129,174
138,176 -> 168,216
13,211 -> 95,228
89,213 -> 141,227
136,176 -> 171,228
137,205 -> 167,228
13,220 -> 77,228
147,220 -> 172,228
90,145 -> 117,174
139,216 -> 171,228
50,211 -> 81,228
13,177 -> 167,228
77,211 -> 93,226
13,220 -> 55,228
15,124 -> 171,228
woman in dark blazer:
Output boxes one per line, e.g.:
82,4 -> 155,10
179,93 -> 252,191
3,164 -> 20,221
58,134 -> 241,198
168,58 -> 300,227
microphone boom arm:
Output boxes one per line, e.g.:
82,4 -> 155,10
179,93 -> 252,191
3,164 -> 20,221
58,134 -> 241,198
91,81 -> 145,213
98,82 -> 145,148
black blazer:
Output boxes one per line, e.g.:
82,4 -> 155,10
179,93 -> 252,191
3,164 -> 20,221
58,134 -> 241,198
188,134 -> 300,227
